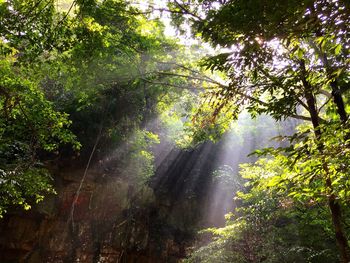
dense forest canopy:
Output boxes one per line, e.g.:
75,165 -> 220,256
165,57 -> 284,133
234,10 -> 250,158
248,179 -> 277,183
0,0 -> 200,214
0,0 -> 349,262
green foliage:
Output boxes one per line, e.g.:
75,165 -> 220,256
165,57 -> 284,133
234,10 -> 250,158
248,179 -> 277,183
0,56 -> 80,151
0,51 -> 78,216
185,157 -> 339,263
123,129 -> 160,185
0,0 -> 75,62
263,121 -> 350,204
0,167 -> 55,217
212,165 -> 241,192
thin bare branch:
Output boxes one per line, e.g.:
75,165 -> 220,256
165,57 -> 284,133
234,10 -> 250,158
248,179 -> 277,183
140,78 -> 205,91
296,98 -> 311,113
319,97 -> 333,112
156,71 -> 220,83
319,89 -> 332,98
173,0 -> 203,21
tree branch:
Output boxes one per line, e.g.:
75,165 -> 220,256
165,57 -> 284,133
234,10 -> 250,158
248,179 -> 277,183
156,71 -> 220,83
319,89 -> 332,98
173,0 -> 203,21
140,78 -> 205,91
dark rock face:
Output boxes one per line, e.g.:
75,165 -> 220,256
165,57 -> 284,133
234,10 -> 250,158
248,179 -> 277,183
0,152 -> 209,263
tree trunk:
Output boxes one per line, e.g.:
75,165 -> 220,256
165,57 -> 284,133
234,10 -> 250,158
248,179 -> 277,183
321,53 -> 348,123
140,53 -> 152,128
330,81 -> 347,123
327,182 -> 350,263
300,61 -> 350,262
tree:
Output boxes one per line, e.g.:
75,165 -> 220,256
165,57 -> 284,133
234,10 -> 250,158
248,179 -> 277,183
168,0 -> 350,261
0,0 -> 204,218
0,0 -> 80,216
